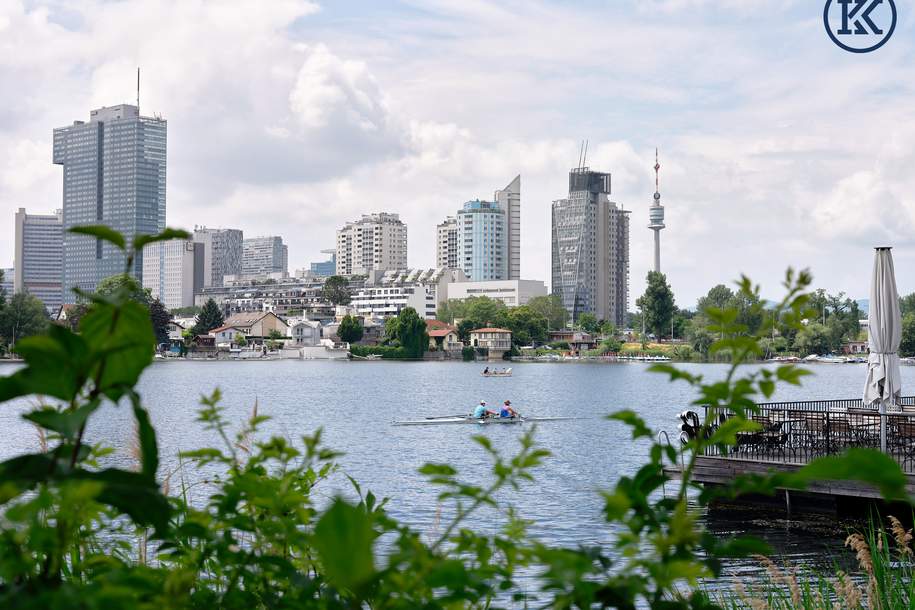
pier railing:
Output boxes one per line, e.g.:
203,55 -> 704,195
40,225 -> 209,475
701,397 -> 915,474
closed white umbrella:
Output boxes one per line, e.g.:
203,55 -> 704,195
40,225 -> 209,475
863,247 -> 902,452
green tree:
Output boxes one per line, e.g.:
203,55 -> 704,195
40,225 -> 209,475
901,293 -> 915,318
0,292 -> 49,349
526,294 -> 568,330
171,305 -> 201,316
382,317 -> 400,346
396,307 -> 428,358
96,273 -> 151,307
793,322 -> 832,356
697,284 -> 734,314
503,306 -> 548,346
577,312 -> 599,334
437,299 -> 469,324
598,320 -> 616,338
267,329 -> 285,351
233,332 -> 247,347
635,271 -> 676,339
688,326 -> 714,357
456,319 -> 476,343
194,298 -> 225,335
323,275 -> 351,306
463,296 -> 506,328
149,298 -> 171,348
0,268 -> 6,309
900,312 -> 915,358
338,314 -> 364,344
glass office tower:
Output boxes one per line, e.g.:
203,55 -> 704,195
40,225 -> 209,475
53,104 -> 166,300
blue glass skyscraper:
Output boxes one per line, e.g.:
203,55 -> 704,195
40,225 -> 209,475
53,104 -> 166,300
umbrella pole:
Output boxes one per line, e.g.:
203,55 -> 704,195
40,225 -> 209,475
880,400 -> 887,453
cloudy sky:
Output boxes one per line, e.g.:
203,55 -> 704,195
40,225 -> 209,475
2,0 -> 915,306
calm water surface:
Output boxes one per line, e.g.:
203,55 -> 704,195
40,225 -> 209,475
0,359 -> 903,588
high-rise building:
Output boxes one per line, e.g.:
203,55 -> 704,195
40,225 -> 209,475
14,207 -> 63,312
310,249 -> 337,277
142,240 -> 205,310
53,104 -> 166,300
494,175 -> 521,279
0,268 -> 13,297
458,199 -> 507,281
242,236 -> 288,277
436,216 -> 458,269
551,167 -> 630,327
648,149 -> 665,274
335,213 -> 407,275
193,227 -> 243,287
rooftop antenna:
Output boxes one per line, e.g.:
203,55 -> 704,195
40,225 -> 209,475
136,67 -> 140,112
577,140 -> 584,170
655,147 -> 660,192
582,140 -> 589,168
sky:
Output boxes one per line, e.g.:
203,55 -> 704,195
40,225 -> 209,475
2,0 -> 915,307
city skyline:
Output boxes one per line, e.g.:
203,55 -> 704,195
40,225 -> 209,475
2,2 -> 915,304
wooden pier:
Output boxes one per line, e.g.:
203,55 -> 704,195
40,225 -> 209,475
669,397 -> 915,515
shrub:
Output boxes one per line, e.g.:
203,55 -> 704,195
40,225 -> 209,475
461,345 -> 475,361
351,344 -> 410,359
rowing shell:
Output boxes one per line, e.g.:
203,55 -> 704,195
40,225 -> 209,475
392,416 -> 574,426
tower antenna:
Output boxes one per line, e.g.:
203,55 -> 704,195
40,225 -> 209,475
654,147 -> 660,192
577,140 -> 584,170
136,67 -> 140,112
583,140 -> 589,168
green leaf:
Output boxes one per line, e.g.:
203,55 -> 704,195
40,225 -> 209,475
313,499 -> 376,591
608,409 -> 653,439
69,468 -> 170,536
80,301 -> 154,399
22,401 -> 100,440
129,392 -> 159,480
69,225 -> 126,250
133,228 -> 192,252
787,448 -> 911,502
0,326 -> 91,403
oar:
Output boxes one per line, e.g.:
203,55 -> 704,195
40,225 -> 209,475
425,413 -> 470,420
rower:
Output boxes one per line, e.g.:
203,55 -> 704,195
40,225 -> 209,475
473,400 -> 496,419
500,400 -> 519,419
483,367 -> 490,375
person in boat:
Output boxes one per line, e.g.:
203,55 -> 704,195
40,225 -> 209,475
500,400 -> 519,419
472,400 -> 496,419
483,367 -> 490,375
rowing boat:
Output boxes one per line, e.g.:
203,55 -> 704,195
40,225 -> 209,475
481,368 -> 512,377
392,416 -> 573,426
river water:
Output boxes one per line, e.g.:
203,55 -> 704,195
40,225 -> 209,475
0,359 -> 905,591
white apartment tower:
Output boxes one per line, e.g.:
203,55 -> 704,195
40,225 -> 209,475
436,216 -> 458,269
336,213 -> 407,275
14,207 -> 63,312
142,240 -> 205,310
494,175 -> 521,279
242,236 -> 288,277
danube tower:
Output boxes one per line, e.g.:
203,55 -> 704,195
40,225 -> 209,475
648,149 -> 665,273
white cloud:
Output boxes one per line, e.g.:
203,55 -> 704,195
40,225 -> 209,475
2,0 -> 915,308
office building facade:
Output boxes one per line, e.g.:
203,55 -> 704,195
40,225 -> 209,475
457,199 -> 507,281
142,239 -> 205,310
14,207 -> 63,312
336,213 -> 407,275
193,227 -> 243,287
310,249 -> 337,277
551,168 -> 629,327
494,175 -> 521,279
436,216 -> 458,269
53,104 -> 166,299
242,236 -> 288,277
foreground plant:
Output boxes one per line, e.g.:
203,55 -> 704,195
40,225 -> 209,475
0,227 -> 912,609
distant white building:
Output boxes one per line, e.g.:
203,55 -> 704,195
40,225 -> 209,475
445,279 -> 547,307
436,216 -> 458,269
351,284 -> 436,319
243,236 -> 288,277
142,240 -> 205,310
336,212 -> 407,275
193,227 -> 243,287
285,317 -> 322,346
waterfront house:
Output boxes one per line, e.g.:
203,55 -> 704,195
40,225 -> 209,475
209,325 -> 244,346
223,311 -> 288,344
285,318 -> 322,346
426,319 -> 462,353
469,327 -> 512,360
842,340 -> 869,355
548,330 -> 597,355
